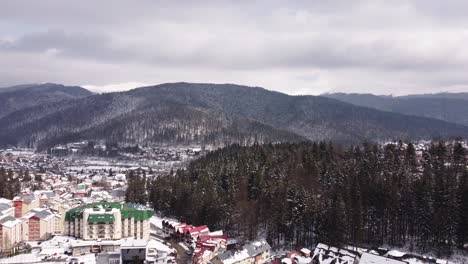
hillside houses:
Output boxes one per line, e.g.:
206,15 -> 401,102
311,243 -> 358,264
0,205 -> 57,252
359,253 -> 407,264
213,240 -> 271,264
162,221 -> 211,244
305,243 -> 451,264
193,232 -> 228,264
161,218 -> 269,264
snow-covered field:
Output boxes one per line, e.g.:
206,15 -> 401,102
0,253 -> 96,264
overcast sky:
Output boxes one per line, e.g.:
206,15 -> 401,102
1,0 -> 468,95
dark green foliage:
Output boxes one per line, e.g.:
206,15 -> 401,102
0,167 -> 21,199
148,141 -> 468,255
125,169 -> 148,205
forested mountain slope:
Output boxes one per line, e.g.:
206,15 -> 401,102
1,82 -> 468,149
145,141 -> 468,253
0,83 -> 93,118
324,93 -> 468,126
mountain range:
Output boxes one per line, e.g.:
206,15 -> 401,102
0,83 -> 93,119
323,92 -> 468,127
0,82 -> 467,149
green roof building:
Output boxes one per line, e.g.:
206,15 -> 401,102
64,202 -> 152,241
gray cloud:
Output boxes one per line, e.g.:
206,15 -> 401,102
1,0 -> 468,95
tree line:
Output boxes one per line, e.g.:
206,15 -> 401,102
126,141 -> 468,256
0,167 -> 21,199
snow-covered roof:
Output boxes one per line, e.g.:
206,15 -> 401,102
0,215 -> 16,224
120,239 -> 148,249
35,210 -> 54,221
387,250 -> 406,258
0,203 -> 13,213
301,248 -> 312,255
359,253 -> 407,264
1,218 -> 22,228
312,243 -> 357,264
40,247 -> 65,255
188,225 -> 210,236
217,240 -> 270,264
71,239 -> 121,248
208,230 -> 224,236
147,239 -> 172,253
245,239 -> 271,257
218,248 -> 250,264
0,198 -> 12,204
294,255 -> 312,264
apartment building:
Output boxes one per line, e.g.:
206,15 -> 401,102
21,209 -> 56,241
0,215 -> 23,251
64,202 -> 152,241
13,194 -> 40,218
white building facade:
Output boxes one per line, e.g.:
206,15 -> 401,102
64,202 -> 151,241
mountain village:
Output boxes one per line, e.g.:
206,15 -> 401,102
4,0 -> 468,262
0,143 -> 459,264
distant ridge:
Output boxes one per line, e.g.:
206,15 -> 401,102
324,92 -> 468,127
0,82 -> 467,149
0,83 -> 93,119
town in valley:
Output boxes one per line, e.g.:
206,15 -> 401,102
0,141 -> 463,264
3,1 -> 468,263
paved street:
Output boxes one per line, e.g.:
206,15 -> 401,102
169,240 -> 191,264
151,217 -> 191,264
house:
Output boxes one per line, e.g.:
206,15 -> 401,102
385,249 -> 448,264
300,248 -> 311,258
111,187 -> 127,200
162,219 -> 181,235
46,201 -> 69,235
281,249 -> 313,264
187,225 -> 210,241
359,253 -> 408,264
213,239 -> 271,264
13,193 -> 39,217
21,208 -> 56,241
194,248 -> 215,264
0,215 -> 23,251
311,243 -> 357,264
120,239 -> 176,264
193,233 -> 228,264
0,203 -> 15,218
34,191 -> 57,206
176,223 -> 194,240
73,190 -> 88,198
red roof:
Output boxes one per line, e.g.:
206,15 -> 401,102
198,234 -> 227,242
188,225 -> 209,236
176,224 -> 193,234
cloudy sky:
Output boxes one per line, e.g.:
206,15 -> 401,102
1,0 -> 468,95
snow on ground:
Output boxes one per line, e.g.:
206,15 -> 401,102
148,239 -> 175,253
2,236 -> 96,264
74,253 -> 97,264
151,215 -> 163,229
380,243 -> 466,264
0,253 -> 92,264
446,252 -> 468,264
0,253 -> 42,264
